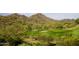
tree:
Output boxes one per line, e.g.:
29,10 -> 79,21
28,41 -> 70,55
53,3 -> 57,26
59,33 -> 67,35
75,18 -> 79,24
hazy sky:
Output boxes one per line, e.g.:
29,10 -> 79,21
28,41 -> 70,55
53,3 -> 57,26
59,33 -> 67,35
44,13 -> 79,20
0,13 -> 79,20
23,13 -> 79,20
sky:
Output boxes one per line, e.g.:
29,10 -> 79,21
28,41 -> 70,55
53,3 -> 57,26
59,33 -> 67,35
0,13 -> 79,20
23,13 -> 79,20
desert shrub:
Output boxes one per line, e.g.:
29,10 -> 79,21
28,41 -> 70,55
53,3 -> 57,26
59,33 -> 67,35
7,35 -> 24,46
0,34 -> 24,46
0,35 -> 8,46
7,38 -> 23,46
48,42 -> 56,46
75,18 -> 79,24
56,37 -> 79,46
32,36 -> 56,46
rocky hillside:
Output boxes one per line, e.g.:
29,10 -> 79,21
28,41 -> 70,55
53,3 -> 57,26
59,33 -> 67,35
0,13 -> 79,46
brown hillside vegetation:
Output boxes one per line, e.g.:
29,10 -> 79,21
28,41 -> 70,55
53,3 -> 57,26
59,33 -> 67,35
0,13 -> 79,46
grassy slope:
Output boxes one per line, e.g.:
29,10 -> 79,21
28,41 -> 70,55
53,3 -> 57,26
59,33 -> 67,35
23,25 -> 79,46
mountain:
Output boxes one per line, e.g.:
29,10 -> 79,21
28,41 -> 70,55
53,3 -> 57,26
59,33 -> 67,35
0,13 -> 29,35
27,13 -> 57,30
0,13 -> 78,46
29,13 -> 54,22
